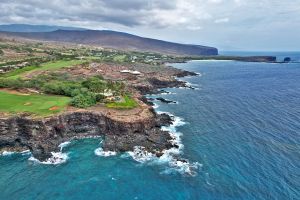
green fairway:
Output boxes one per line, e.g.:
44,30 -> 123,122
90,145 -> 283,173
106,95 -> 137,109
2,60 -> 85,79
113,55 -> 127,62
32,60 -> 84,71
0,91 -> 70,116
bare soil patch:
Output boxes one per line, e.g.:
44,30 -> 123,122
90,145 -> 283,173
49,106 -> 59,111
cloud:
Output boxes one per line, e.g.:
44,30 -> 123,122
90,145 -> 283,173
0,0 -> 236,29
0,0 -> 299,30
214,18 -> 229,24
0,0 -> 299,50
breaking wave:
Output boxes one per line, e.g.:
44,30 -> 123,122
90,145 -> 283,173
59,141 -> 71,151
1,150 -> 31,156
94,148 -> 117,157
28,141 -> 71,165
29,152 -> 69,165
127,111 -> 200,176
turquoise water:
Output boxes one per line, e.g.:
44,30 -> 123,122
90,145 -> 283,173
1,55 -> 300,199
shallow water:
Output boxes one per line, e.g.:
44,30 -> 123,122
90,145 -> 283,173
1,55 -> 300,199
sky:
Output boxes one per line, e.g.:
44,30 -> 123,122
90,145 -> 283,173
0,0 -> 299,51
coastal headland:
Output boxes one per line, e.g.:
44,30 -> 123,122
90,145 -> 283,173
0,36 -> 277,162
0,43 -> 196,161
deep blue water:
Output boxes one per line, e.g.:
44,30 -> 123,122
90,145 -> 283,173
1,55 -> 300,200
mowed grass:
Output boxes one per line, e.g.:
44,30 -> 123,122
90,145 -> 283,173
2,60 -> 84,79
0,91 -> 70,116
113,55 -> 127,62
106,95 -> 138,109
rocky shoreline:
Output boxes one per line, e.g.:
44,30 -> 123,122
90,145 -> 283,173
0,110 -> 175,161
0,66 -> 196,161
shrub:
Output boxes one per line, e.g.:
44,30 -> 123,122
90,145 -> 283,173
42,82 -> 64,95
82,76 -> 106,93
41,81 -> 82,96
95,93 -> 105,101
70,93 -> 96,108
0,78 -> 24,89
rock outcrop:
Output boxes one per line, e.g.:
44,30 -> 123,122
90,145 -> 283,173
0,63 -> 197,161
284,57 -> 291,63
0,111 -> 174,161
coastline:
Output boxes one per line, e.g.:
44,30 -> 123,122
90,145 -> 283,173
0,62 -> 198,165
0,56 -> 278,168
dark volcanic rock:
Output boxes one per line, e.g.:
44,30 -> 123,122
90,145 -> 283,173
139,96 -> 154,106
284,57 -> 291,63
134,78 -> 186,95
155,113 -> 174,127
147,78 -> 185,89
156,97 -> 177,104
175,70 -> 198,77
0,111 -> 173,161
234,56 -> 276,62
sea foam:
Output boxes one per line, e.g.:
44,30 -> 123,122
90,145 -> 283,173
1,150 -> 31,156
94,148 -> 117,157
29,152 -> 69,165
28,141 -> 71,165
1,151 -> 15,156
126,111 -> 200,176
59,141 -> 71,151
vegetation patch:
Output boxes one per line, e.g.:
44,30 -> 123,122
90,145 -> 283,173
0,91 -> 70,116
1,65 -> 39,79
2,59 -> 84,79
106,95 -> 138,109
31,60 -> 84,71
0,73 -> 128,109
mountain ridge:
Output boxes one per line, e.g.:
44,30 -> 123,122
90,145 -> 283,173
0,24 -> 87,32
0,24 -> 218,56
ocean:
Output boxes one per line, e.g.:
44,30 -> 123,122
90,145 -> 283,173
1,52 -> 300,200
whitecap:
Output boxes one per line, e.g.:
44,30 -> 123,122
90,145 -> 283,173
159,91 -> 177,95
127,145 -> 201,176
152,102 -> 160,109
21,150 -> 31,156
29,152 -> 69,165
1,150 -> 31,156
157,111 -> 186,128
58,141 -> 71,151
94,148 -> 117,157
127,146 -> 156,163
1,151 -> 15,156
195,72 -> 202,77
185,81 -> 199,88
125,111 -> 201,176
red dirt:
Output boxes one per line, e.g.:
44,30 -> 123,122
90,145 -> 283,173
49,106 -> 59,111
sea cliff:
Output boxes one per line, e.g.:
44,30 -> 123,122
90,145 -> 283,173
0,109 -> 175,161
0,67 -> 194,161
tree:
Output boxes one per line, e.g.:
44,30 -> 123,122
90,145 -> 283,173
70,93 -> 96,108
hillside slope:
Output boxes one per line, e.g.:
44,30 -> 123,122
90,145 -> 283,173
0,30 -> 218,56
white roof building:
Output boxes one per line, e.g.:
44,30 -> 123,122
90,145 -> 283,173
120,70 -> 141,75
